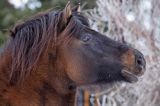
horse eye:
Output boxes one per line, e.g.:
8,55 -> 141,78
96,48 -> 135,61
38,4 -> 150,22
81,34 -> 91,42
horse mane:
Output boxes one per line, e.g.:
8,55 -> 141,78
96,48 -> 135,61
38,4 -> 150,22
6,9 -> 89,84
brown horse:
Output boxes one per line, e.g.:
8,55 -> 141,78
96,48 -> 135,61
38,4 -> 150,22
0,2 -> 146,106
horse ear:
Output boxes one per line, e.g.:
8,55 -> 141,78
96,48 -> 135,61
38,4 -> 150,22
72,3 -> 81,12
63,1 -> 72,24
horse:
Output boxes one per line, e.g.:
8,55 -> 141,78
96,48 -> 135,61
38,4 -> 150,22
0,2 -> 146,106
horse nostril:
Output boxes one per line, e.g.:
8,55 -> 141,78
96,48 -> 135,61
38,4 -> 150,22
134,50 -> 146,70
136,58 -> 144,72
137,58 -> 143,66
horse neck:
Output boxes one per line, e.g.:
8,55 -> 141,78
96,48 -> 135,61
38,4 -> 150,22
25,56 -> 76,105
0,48 -> 76,106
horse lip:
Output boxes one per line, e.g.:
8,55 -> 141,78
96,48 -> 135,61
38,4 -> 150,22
121,69 -> 139,83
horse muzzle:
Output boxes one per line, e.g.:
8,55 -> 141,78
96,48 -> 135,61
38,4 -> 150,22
121,48 -> 146,83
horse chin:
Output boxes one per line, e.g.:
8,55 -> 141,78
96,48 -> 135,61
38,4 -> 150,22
121,69 -> 139,83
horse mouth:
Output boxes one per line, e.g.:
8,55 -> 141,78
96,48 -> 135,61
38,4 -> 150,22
121,69 -> 140,83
